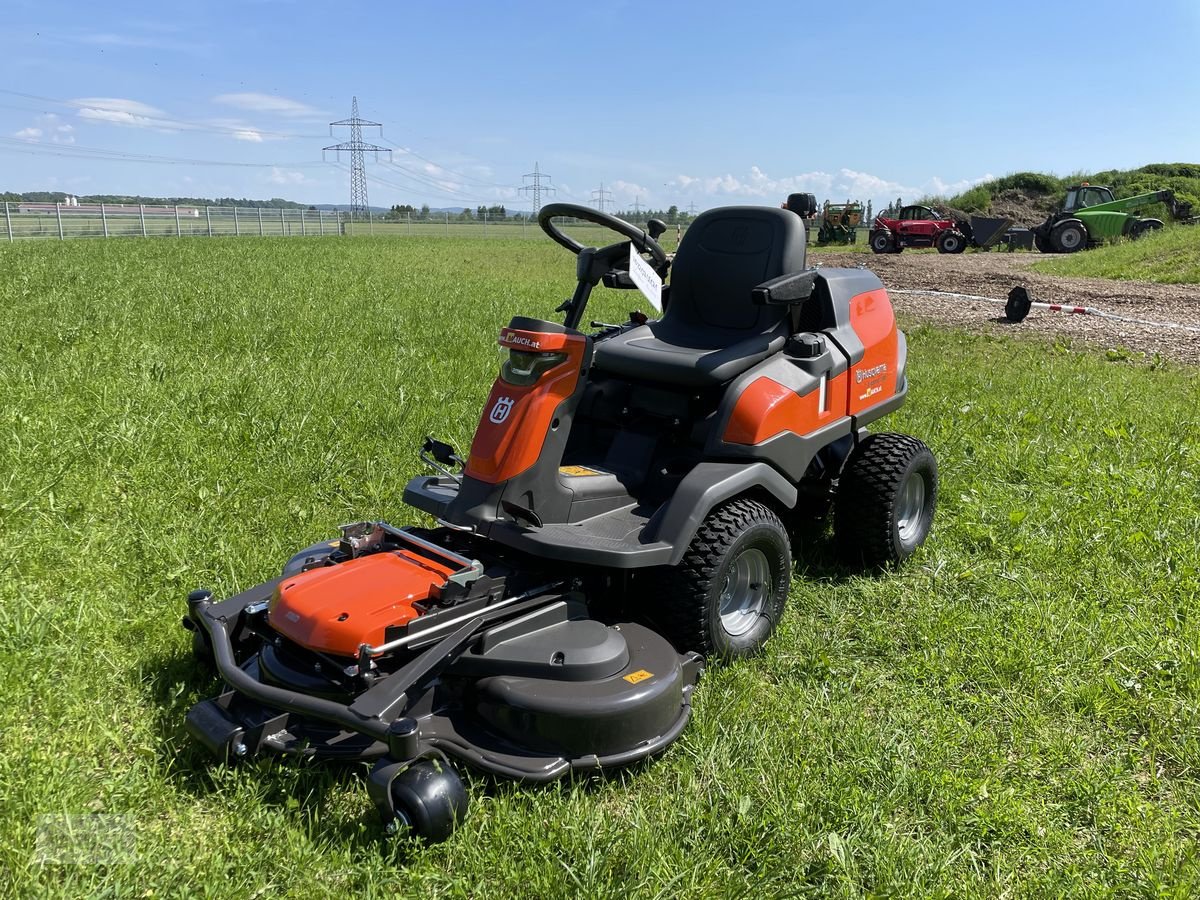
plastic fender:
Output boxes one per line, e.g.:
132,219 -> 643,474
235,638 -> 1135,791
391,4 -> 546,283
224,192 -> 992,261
646,462 -> 799,567
845,289 -> 899,416
464,330 -> 589,484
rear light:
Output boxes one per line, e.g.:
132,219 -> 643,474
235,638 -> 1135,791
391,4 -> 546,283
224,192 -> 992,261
501,349 -> 568,386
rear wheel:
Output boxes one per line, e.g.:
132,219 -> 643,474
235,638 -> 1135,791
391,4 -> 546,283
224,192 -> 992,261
1131,218 -> 1164,239
835,434 -> 937,567
935,230 -> 965,254
1051,219 -> 1088,253
654,498 -> 790,659
870,230 -> 893,254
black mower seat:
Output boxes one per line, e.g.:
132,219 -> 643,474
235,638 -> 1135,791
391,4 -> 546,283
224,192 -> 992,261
594,206 -> 807,388
593,318 -> 789,388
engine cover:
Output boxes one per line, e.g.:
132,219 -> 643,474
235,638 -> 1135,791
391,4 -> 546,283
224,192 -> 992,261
267,551 -> 456,656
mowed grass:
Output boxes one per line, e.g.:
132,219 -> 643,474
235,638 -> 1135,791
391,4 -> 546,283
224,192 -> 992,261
1,236 -> 1199,897
1032,225 -> 1200,284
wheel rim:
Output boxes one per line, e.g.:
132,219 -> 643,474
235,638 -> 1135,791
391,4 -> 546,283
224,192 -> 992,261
1062,228 -> 1082,249
718,548 -> 771,636
896,471 -> 927,545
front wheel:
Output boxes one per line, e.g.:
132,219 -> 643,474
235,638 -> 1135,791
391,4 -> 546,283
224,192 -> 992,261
870,230 -> 893,254
653,498 -> 791,658
835,433 -> 937,567
935,230 -> 965,254
389,760 -> 469,843
1051,219 -> 1088,253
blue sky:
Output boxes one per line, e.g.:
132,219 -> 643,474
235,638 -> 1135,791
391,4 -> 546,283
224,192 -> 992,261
3,0 -> 1198,212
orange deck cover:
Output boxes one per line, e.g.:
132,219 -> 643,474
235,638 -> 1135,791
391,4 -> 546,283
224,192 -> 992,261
268,551 -> 456,657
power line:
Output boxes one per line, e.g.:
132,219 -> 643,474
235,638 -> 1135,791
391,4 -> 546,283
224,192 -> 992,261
377,136 -> 512,189
519,162 -> 555,217
591,182 -> 613,213
323,97 -> 390,221
0,136 -> 328,168
686,201 -> 698,216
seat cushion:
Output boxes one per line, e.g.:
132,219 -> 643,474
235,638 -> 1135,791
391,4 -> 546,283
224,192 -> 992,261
593,319 -> 788,388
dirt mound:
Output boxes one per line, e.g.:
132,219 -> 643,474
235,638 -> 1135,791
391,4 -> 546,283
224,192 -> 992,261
809,248 -> 1200,365
988,190 -> 1058,228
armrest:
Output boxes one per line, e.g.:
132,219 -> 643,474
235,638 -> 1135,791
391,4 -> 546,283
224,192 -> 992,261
751,269 -> 817,305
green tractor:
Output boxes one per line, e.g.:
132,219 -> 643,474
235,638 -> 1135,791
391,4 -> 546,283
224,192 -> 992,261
1032,183 -> 1196,253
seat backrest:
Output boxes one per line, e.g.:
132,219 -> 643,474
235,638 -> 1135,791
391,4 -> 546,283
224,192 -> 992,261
666,206 -> 807,333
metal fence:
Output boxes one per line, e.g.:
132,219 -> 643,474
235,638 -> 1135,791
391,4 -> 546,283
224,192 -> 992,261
3,202 -> 346,242
3,203 -> 847,246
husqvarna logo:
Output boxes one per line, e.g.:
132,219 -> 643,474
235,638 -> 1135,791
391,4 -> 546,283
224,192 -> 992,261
489,396 -> 514,424
855,363 -> 888,383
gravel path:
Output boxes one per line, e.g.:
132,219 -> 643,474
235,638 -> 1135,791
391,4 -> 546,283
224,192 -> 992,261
810,250 -> 1200,365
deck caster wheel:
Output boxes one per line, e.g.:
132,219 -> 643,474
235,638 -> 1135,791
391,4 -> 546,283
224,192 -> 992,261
654,498 -> 790,659
388,760 -> 468,843
835,433 -> 937,567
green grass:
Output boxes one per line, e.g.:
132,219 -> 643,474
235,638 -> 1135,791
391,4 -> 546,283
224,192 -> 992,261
2,236 -> 1199,897
1032,226 -> 1200,284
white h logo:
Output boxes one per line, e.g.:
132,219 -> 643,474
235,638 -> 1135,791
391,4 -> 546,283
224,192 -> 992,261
489,396 -> 514,424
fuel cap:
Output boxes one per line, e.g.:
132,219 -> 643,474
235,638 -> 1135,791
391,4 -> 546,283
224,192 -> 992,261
789,333 -> 826,358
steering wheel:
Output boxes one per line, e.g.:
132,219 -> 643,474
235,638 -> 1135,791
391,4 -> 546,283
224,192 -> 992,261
538,202 -> 669,273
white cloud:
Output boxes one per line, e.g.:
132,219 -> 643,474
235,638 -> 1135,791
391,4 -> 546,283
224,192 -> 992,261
610,180 -> 649,203
73,97 -> 166,129
667,166 -> 996,209
214,93 -> 322,118
232,130 -> 264,143
13,114 -> 76,144
268,168 -> 310,185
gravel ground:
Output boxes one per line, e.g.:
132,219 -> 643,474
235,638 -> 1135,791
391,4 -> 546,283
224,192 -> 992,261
810,250 -> 1200,365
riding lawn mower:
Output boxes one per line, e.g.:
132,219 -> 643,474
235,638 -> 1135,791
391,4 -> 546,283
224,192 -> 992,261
183,203 -> 938,841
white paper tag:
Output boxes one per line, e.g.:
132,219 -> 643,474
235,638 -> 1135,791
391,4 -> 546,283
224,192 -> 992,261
628,245 -> 662,312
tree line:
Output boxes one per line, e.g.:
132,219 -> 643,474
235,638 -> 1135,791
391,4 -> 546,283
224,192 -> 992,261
0,191 -> 310,209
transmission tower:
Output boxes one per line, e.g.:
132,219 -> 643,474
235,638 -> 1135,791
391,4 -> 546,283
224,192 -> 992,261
632,195 -> 642,217
323,97 -> 391,221
686,201 -> 698,217
519,162 -> 555,217
591,182 -> 613,213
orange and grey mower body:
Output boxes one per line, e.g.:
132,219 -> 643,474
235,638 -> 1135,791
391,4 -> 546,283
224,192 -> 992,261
183,204 -> 935,843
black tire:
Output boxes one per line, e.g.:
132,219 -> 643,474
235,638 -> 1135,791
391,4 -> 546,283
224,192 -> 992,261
1131,218 -> 1164,239
191,628 -> 214,669
1034,233 -> 1051,253
869,230 -> 893,254
1051,219 -> 1088,253
654,498 -> 791,658
935,230 -> 965,254
835,434 -> 937,567
390,760 -> 469,843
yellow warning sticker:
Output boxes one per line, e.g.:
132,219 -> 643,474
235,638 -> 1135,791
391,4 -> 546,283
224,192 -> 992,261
623,669 -> 653,684
559,465 -> 604,477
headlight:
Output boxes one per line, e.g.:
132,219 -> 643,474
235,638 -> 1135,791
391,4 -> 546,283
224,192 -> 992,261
501,349 -> 568,387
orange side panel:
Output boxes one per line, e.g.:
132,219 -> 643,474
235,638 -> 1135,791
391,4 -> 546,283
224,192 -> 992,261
846,288 -> 899,415
724,372 -> 848,445
268,551 -> 456,657
464,332 -> 588,484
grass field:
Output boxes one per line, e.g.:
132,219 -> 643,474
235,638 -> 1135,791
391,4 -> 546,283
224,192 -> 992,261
1032,226 -> 1200,284
2,236 -> 1199,897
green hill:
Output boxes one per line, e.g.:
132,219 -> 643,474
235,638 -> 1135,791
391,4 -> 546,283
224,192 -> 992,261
935,163 -> 1200,228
